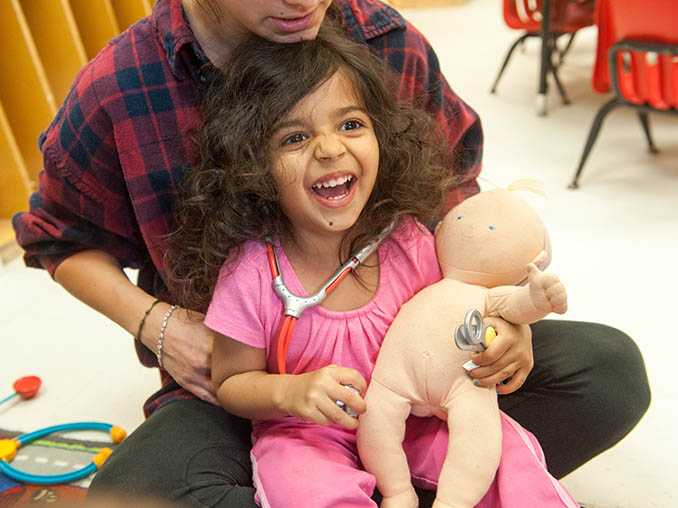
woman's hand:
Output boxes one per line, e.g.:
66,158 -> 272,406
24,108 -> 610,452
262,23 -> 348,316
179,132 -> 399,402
151,306 -> 219,405
466,318 -> 534,395
279,365 -> 367,430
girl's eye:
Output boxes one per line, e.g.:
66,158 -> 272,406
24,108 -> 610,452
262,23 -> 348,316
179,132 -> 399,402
282,133 -> 307,146
341,119 -> 364,131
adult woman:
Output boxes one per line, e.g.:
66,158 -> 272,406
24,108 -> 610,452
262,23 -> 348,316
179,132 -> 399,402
12,0 -> 649,506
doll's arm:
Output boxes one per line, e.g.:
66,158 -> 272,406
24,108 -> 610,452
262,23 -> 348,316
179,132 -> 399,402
357,380 -> 418,508
434,383 -> 501,508
485,264 -> 568,324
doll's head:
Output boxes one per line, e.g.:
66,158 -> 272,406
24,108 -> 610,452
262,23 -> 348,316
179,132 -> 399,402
435,189 -> 551,288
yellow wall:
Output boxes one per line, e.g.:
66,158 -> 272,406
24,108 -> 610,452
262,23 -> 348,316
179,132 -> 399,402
0,0 -> 152,255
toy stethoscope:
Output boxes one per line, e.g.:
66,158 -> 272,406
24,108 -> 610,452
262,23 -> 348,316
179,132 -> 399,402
454,309 -> 497,372
1,376 -> 126,485
0,422 -> 126,485
454,309 -> 496,353
265,222 -> 395,375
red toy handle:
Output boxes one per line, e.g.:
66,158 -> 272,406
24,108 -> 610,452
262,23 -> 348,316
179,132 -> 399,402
12,376 -> 42,400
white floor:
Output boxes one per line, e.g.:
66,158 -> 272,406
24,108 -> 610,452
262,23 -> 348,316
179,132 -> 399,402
1,1 -> 677,507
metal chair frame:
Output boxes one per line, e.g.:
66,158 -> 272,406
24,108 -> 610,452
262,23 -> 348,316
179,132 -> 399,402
491,30 -> 577,107
569,40 -> 678,189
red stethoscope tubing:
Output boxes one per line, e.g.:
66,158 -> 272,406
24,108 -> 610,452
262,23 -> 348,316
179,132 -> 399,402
266,223 -> 393,375
266,244 -> 297,374
277,316 -> 297,375
266,243 -> 353,374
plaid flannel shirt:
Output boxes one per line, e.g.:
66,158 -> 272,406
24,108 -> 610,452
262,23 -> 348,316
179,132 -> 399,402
12,0 -> 482,416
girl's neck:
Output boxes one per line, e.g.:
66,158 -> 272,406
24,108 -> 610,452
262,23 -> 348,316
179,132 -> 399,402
281,229 -> 380,312
182,0 -> 239,68
283,230 -> 347,273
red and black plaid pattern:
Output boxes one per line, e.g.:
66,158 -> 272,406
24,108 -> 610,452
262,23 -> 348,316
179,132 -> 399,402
13,0 -> 482,416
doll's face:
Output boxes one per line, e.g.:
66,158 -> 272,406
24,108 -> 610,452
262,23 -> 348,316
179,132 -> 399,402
435,190 -> 549,287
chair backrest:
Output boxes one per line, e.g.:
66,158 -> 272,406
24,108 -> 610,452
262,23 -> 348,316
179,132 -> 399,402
592,0 -> 678,109
502,0 -> 594,33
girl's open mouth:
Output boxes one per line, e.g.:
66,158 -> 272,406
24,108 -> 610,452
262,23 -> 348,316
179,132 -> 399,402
310,174 -> 356,201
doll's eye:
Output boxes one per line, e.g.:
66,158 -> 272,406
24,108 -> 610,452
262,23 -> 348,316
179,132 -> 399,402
488,224 -> 496,231
456,215 -> 463,220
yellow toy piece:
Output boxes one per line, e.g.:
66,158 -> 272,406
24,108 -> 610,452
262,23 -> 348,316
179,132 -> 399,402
111,426 -> 127,443
92,448 -> 113,469
0,439 -> 19,462
484,326 -> 497,348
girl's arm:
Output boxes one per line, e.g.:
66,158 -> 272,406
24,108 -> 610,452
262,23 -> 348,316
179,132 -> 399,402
55,249 -> 218,404
212,334 -> 367,428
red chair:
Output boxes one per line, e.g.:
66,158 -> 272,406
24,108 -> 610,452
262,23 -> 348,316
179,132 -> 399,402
491,0 -> 595,107
569,0 -> 678,188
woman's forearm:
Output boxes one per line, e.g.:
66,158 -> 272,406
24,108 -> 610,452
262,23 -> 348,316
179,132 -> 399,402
53,249 -> 157,347
217,370 -> 291,421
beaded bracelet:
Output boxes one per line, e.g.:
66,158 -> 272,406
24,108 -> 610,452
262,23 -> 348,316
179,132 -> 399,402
157,304 -> 178,369
135,299 -> 161,342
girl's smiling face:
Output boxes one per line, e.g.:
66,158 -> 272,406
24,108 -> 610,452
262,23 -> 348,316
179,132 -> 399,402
271,69 -> 380,243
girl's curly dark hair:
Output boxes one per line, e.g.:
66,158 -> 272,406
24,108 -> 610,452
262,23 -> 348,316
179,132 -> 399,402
166,20 -> 454,311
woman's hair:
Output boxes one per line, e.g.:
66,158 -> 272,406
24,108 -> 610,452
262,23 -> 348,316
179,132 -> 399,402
166,20 -> 453,311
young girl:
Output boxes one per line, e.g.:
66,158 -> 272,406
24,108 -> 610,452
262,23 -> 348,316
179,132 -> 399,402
166,22 -> 574,508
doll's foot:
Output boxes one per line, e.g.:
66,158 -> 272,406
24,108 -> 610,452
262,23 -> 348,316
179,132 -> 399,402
380,488 -> 418,508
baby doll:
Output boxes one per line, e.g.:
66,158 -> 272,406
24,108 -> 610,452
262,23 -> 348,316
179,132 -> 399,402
357,189 -> 569,508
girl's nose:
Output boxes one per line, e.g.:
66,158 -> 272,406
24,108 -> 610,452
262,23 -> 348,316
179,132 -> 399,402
314,134 -> 346,161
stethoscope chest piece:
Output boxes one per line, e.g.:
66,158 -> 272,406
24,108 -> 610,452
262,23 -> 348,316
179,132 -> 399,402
454,309 -> 488,352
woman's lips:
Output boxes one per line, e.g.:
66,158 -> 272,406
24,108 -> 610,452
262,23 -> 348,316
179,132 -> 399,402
269,11 -> 316,33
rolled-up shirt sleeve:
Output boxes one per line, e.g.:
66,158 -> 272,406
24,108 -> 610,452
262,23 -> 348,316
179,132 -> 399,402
12,66 -> 145,277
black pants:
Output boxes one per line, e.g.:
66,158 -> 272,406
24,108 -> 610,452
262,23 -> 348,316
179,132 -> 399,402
89,320 -> 650,507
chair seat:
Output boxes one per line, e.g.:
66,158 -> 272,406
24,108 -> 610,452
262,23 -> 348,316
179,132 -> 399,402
504,0 -> 594,34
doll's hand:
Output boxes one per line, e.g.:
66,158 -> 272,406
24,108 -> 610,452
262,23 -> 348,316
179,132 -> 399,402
280,365 -> 367,429
527,263 -> 568,315
149,305 -> 219,405
466,318 -> 533,395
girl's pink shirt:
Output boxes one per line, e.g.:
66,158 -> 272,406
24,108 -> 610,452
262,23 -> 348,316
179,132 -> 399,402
205,218 -> 441,385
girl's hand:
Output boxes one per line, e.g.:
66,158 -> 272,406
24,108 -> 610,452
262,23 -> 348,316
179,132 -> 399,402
280,365 -> 367,429
152,306 -> 219,405
466,318 -> 534,395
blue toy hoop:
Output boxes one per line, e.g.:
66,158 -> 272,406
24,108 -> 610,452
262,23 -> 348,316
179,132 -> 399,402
0,422 -> 126,485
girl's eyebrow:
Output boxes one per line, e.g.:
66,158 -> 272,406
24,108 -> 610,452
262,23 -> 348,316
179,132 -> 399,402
273,105 -> 367,132
334,105 -> 367,117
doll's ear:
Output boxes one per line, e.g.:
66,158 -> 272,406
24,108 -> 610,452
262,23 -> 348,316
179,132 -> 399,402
533,250 -> 550,271
533,230 -> 552,271
434,221 -> 442,236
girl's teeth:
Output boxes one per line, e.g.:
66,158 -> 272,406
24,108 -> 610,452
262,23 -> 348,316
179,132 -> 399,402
313,175 -> 352,189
